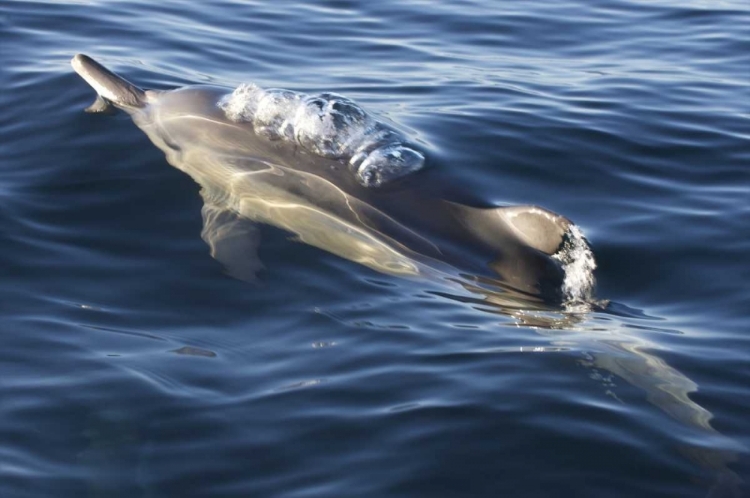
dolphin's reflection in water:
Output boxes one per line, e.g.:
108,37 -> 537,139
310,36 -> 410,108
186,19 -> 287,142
438,283 -> 744,497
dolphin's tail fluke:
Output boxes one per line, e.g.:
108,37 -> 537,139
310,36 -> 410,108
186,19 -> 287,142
71,54 -> 146,112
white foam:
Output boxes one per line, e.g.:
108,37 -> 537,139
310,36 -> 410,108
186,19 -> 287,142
552,224 -> 597,306
219,85 -> 424,187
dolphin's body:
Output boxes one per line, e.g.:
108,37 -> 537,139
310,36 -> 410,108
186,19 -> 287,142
71,53 -> 592,303
71,54 -> 745,495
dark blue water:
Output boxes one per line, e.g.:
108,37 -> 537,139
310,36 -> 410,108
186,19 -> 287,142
2,1 -> 749,497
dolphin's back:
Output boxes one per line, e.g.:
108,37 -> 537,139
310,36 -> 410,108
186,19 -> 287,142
138,85 -> 580,298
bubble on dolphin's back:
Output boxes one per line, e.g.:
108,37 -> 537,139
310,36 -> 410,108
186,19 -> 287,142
552,225 -> 597,307
219,84 -> 424,187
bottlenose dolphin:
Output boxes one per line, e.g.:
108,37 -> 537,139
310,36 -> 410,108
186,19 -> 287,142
71,54 -> 744,496
70,53 -> 595,304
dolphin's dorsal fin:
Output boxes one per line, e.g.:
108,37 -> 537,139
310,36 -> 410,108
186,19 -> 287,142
84,95 -> 117,114
495,205 -> 571,255
449,204 -> 572,255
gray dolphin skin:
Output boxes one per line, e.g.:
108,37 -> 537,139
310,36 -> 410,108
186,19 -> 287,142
70,53 -> 591,304
71,54 -> 743,495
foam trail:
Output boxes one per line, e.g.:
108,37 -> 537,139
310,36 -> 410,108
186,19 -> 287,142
219,84 -> 424,187
552,224 -> 597,306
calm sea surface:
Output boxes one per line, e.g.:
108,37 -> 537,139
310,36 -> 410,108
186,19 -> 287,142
1,1 -> 749,497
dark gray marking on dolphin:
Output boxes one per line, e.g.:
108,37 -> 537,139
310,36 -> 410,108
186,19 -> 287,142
70,53 -> 595,305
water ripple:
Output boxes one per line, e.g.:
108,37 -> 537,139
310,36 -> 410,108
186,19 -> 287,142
2,0 -> 749,497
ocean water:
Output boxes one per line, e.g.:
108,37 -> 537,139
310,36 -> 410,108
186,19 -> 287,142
2,0 -> 749,497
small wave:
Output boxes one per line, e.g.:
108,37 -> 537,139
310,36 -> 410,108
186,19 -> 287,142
219,84 -> 424,187
553,225 -> 597,307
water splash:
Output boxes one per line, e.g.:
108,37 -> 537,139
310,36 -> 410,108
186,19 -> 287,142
219,84 -> 424,187
552,224 -> 597,307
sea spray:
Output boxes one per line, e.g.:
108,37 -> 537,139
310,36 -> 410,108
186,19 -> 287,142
219,84 -> 424,187
553,225 -> 597,306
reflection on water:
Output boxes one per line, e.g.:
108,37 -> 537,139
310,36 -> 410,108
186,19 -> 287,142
443,281 -> 744,494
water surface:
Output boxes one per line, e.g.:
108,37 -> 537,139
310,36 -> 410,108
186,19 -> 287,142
1,0 -> 749,497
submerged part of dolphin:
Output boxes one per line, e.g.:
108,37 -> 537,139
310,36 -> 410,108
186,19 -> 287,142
71,53 -> 596,304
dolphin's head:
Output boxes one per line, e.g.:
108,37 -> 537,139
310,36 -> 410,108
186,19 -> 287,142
71,54 -> 146,112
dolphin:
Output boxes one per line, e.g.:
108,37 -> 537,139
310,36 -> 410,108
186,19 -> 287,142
71,53 -> 595,304
71,55 -> 744,495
